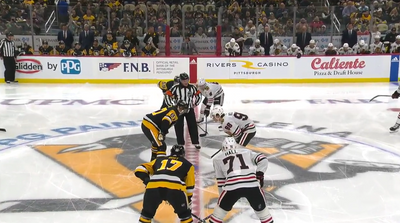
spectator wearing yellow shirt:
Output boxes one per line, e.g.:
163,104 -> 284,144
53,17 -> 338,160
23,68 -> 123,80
83,10 -> 95,25
23,0 -> 34,5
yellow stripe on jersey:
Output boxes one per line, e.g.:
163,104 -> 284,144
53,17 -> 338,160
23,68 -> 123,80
181,217 -> 193,223
142,120 -> 162,146
185,166 -> 195,197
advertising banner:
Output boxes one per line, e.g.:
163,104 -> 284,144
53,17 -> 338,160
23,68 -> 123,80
299,55 -> 390,79
0,56 -> 90,79
197,57 -> 293,79
97,57 -> 189,79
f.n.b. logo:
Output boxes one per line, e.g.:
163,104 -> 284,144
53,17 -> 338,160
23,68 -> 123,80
61,59 -> 81,75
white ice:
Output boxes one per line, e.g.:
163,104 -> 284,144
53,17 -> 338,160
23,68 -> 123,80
0,83 -> 400,223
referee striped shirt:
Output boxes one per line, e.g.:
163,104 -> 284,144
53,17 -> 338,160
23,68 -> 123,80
166,83 -> 201,108
0,39 -> 16,57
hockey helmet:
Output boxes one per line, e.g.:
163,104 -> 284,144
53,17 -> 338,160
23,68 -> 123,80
328,43 -> 334,48
170,145 -> 185,157
173,75 -> 180,84
359,40 -> 365,46
222,137 -> 237,151
396,35 -> 400,40
343,43 -> 349,48
291,44 -> 297,48
197,78 -> 207,89
273,39 -> 279,44
309,39 -> 315,44
123,40 -> 131,47
230,38 -> 236,43
375,35 -> 381,39
179,72 -> 189,80
176,100 -> 189,114
211,105 -> 224,121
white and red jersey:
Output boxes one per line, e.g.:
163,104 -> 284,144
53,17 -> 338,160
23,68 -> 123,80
213,148 -> 268,191
269,44 -> 287,56
370,41 -> 385,54
390,42 -> 400,53
338,47 -> 354,55
304,45 -> 319,55
286,46 -> 302,56
199,82 -> 224,106
221,111 -> 256,138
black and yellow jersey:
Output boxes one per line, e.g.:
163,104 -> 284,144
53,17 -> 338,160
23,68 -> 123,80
39,46 -> 54,55
141,46 -> 157,56
55,46 -> 70,55
157,80 -> 176,93
135,155 -> 195,200
143,106 -> 179,134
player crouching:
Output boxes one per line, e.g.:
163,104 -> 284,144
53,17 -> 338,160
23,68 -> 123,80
209,137 -> 273,223
142,100 -> 189,160
135,145 -> 195,223
196,78 -> 224,123
211,106 -> 256,146
390,88 -> 400,132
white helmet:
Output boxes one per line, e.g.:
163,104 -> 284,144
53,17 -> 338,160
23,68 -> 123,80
230,38 -> 236,43
197,78 -> 207,88
375,35 -> 381,39
359,40 -> 365,46
343,43 -> 349,48
222,137 -> 237,151
273,39 -> 280,44
396,35 -> 400,40
291,44 -> 297,48
328,43 -> 333,47
309,39 -> 315,44
211,105 -> 224,118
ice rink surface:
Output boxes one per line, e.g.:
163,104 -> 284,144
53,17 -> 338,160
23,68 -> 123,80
1,82 -> 400,223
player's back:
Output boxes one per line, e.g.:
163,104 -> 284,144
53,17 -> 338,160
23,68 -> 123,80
146,155 -> 194,191
213,148 -> 260,191
145,107 -> 177,126
223,112 -> 255,133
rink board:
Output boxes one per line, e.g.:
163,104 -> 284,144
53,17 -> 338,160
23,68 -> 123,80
0,55 -> 396,84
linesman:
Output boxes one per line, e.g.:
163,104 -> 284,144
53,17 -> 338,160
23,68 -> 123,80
158,75 -> 180,108
0,32 -> 18,84
166,73 -> 202,150
135,145 -> 195,223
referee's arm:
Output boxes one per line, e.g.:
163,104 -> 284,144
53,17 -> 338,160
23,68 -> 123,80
192,86 -> 202,107
165,85 -> 177,106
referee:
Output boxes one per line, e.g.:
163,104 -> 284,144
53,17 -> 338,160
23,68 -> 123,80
166,73 -> 202,150
0,32 -> 18,84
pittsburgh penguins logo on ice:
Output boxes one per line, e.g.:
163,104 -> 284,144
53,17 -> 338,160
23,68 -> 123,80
1,122 -> 399,223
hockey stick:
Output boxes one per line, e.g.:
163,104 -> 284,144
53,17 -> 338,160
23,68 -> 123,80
192,213 -> 206,223
211,149 -> 221,158
0,128 -> 6,132
369,95 -> 391,102
201,214 -> 212,222
199,117 -> 208,137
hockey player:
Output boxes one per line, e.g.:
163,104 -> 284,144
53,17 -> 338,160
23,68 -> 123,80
287,44 -> 302,57
196,78 -> 225,123
135,145 -> 195,223
338,43 -> 354,55
248,39 -> 265,56
390,35 -> 400,53
304,40 -> 319,55
68,42 -> 87,56
370,35 -> 385,54
210,106 -> 256,146
120,39 -> 137,57
269,39 -> 287,56
89,39 -> 104,56
55,41 -> 70,55
353,40 -> 370,54
141,38 -> 158,56
103,32 -> 119,56
324,43 -> 338,55
389,88 -> 400,132
142,100 -> 189,160
17,42 -> 33,55
158,75 -> 180,108
209,137 -> 273,223
225,38 -> 240,57
39,41 -> 54,55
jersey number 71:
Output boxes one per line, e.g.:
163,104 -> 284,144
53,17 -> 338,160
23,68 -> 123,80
223,154 -> 249,174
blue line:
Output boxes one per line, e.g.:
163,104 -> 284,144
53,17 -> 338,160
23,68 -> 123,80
1,124 -> 400,159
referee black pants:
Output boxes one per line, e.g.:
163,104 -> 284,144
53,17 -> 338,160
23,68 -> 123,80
3,57 -> 16,82
174,108 -> 199,145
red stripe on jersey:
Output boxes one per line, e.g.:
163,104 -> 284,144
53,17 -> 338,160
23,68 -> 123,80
226,175 -> 256,183
257,155 -> 267,163
217,190 -> 227,205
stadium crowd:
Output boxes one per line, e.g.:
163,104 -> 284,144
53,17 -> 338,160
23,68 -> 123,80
2,0 -> 400,56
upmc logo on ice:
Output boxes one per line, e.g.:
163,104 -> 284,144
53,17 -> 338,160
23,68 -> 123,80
60,59 -> 81,75
123,63 -> 150,72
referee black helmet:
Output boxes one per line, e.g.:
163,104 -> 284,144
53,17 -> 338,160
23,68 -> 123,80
170,145 -> 185,157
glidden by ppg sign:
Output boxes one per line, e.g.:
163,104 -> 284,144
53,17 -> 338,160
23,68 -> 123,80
16,58 -> 43,74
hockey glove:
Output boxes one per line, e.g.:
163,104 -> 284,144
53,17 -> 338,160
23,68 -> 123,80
143,177 -> 150,186
392,90 -> 400,99
135,172 -> 150,186
204,109 -> 210,117
158,133 -> 165,141
256,171 -> 264,188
